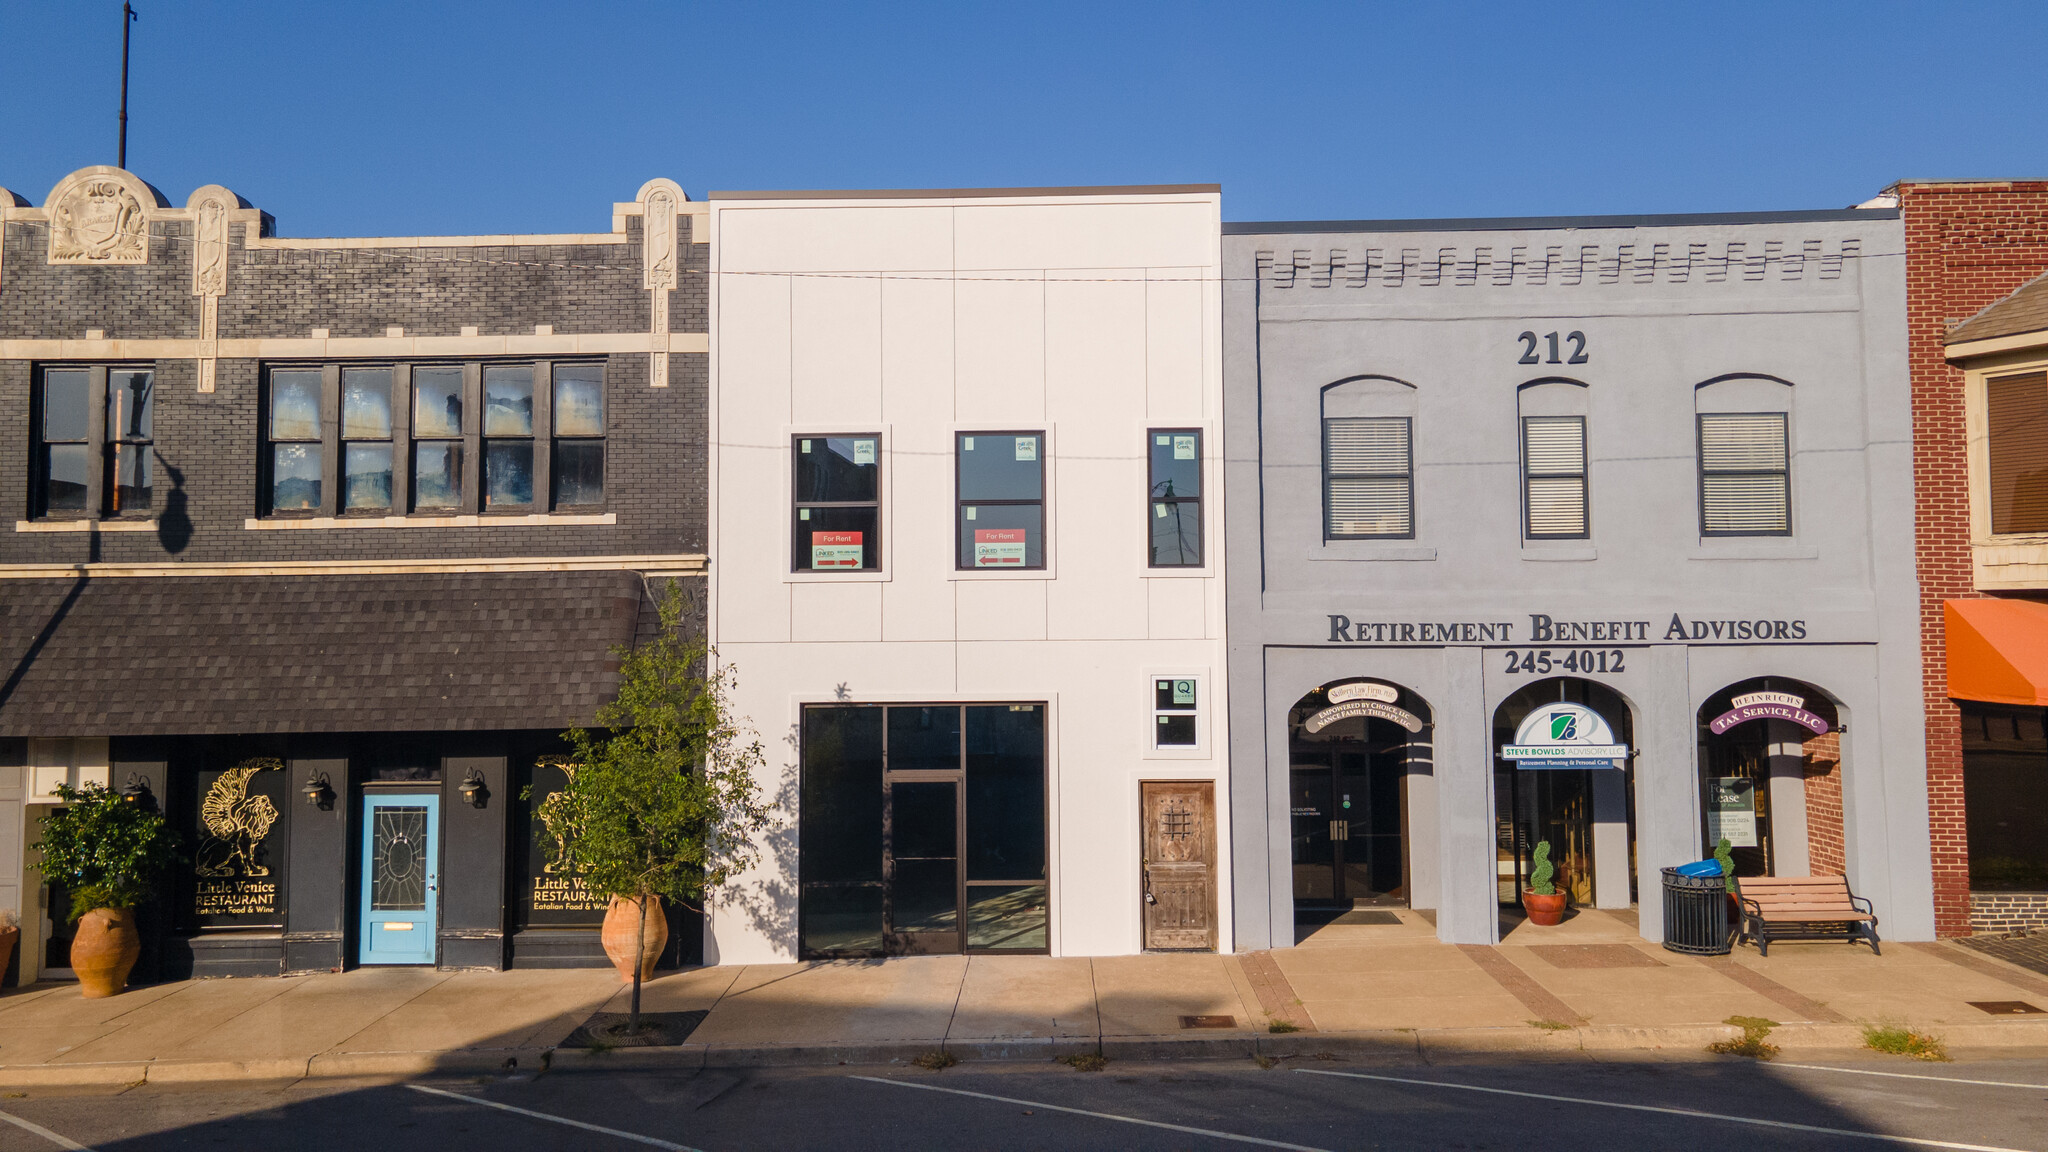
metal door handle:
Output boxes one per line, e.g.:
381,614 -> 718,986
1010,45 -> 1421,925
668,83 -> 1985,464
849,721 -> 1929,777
427,875 -> 437,892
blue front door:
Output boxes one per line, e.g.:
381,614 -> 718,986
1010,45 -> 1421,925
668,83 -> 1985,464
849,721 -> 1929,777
359,794 -> 439,965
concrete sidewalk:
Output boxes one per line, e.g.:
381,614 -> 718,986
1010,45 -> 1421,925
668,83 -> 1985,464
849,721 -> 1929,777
5,909 -> 2048,1086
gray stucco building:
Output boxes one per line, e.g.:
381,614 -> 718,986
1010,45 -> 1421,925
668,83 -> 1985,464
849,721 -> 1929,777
1222,209 -> 1933,948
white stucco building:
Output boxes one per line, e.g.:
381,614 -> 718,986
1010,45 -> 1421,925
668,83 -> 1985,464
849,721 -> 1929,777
705,185 -> 1230,963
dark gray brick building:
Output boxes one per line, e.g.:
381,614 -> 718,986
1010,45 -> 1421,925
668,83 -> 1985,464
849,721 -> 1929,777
0,166 -> 707,983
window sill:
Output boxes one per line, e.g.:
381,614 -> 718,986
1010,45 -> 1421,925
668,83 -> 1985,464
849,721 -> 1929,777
785,569 -> 891,584
1687,542 -> 1817,560
244,512 -> 616,530
14,519 -> 160,533
1144,565 -> 1215,578
1308,542 -> 1436,562
947,567 -> 1056,581
1521,544 -> 1597,561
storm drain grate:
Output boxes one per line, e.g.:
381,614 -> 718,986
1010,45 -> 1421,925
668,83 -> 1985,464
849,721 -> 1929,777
1179,1015 -> 1237,1029
1967,1000 -> 2045,1015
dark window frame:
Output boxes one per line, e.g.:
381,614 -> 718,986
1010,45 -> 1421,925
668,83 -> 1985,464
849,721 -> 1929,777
1152,676 -> 1201,749
1697,411 -> 1791,538
955,430 -> 1047,571
259,358 -> 607,519
550,363 -> 607,509
797,701 -> 1051,959
790,432 -> 883,573
480,364 -> 539,512
30,363 -> 155,522
1521,414 -> 1589,541
1147,428 -> 1204,567
1322,415 -> 1415,541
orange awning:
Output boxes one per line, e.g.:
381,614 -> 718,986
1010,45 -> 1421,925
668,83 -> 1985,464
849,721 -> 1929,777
1946,598 -> 2048,706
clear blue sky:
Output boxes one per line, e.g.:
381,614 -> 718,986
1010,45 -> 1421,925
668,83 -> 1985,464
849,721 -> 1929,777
4,1 -> 2045,237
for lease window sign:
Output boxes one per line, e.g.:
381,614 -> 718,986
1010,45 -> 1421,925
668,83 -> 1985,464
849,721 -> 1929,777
973,528 -> 1027,567
811,531 -> 863,569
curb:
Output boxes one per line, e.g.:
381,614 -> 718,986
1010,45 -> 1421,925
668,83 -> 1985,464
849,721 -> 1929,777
7,1018 -> 2048,1087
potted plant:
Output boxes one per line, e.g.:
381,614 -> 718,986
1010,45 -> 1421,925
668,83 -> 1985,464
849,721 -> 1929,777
0,908 -> 18,988
531,582 -> 771,1035
31,782 -> 180,998
1715,836 -> 1740,921
1522,840 -> 1567,926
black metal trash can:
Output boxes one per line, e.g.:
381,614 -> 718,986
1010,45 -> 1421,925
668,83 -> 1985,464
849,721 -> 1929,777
1661,867 -> 1732,955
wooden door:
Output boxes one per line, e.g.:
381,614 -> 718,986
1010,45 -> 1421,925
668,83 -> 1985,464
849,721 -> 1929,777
1141,781 -> 1217,951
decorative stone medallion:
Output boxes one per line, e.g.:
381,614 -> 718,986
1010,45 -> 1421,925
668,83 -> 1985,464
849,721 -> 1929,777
49,177 -> 148,264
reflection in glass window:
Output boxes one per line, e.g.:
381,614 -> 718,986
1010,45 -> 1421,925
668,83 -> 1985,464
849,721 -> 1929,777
1148,429 -> 1202,566
37,368 -> 91,514
483,366 -> 535,508
957,433 -> 1045,569
268,368 -> 323,512
798,707 -> 885,956
413,442 -> 462,510
792,434 -> 880,570
551,364 -> 605,507
412,368 -> 464,510
341,368 -> 393,512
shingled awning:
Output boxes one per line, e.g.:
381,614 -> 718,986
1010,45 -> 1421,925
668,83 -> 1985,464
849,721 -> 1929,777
0,571 -> 645,737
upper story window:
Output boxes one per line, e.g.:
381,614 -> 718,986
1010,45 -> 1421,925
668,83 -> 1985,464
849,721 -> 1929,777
792,434 -> 880,571
34,365 -> 155,520
1522,416 -> 1588,540
1698,413 -> 1791,536
1148,429 -> 1202,567
958,432 -> 1044,569
1324,417 -> 1412,539
1986,370 -> 2048,535
260,360 -> 605,518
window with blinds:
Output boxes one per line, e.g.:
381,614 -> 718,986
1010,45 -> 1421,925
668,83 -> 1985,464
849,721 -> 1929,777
1324,417 -> 1412,539
1987,371 -> 2048,535
1698,412 -> 1790,536
1522,415 -> 1587,539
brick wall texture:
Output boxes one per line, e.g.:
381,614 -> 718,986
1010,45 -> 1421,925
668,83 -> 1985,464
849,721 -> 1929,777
0,209 -> 706,565
1801,730 -> 1845,877
1897,180 -> 2048,937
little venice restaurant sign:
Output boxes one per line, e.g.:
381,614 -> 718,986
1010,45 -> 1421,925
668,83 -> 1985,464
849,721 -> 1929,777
1501,703 -> 1628,770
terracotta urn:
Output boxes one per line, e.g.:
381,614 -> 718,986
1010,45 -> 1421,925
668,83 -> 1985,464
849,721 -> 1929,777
601,894 -> 667,983
1521,889 -> 1567,927
71,907 -> 142,998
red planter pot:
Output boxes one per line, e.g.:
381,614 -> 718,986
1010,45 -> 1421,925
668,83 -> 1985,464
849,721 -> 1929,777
1521,890 -> 1567,926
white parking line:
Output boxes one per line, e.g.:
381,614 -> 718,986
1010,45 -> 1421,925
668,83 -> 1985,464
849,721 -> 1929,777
404,1084 -> 704,1151
1776,1063 -> 2048,1092
0,1108 -> 94,1152
852,1076 -> 1331,1151
1295,1068 -> 2032,1152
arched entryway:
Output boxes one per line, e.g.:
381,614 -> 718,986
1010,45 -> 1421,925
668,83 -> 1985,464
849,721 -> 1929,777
1696,677 -> 1843,880
1287,679 -> 1431,912
1492,678 -> 1636,909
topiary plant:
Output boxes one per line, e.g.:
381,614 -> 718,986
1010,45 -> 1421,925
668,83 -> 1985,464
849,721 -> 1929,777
1715,837 -> 1736,894
31,782 -> 181,919
1530,840 -> 1556,896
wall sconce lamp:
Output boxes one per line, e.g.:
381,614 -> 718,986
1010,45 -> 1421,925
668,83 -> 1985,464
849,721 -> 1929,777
459,768 -> 490,809
119,773 -> 154,807
302,771 -> 334,811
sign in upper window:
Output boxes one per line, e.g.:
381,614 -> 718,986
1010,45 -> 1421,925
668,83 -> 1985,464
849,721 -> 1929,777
793,435 -> 881,571
958,433 -> 1045,569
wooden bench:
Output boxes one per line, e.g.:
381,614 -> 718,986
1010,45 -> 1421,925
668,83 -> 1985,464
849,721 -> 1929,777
1735,875 -> 1880,956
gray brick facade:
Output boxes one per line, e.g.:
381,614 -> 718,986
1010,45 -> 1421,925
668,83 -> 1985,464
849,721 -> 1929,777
0,193 -> 706,566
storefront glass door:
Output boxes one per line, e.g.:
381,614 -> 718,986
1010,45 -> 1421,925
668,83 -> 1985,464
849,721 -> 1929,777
800,703 -> 1047,958
1290,751 -> 1405,907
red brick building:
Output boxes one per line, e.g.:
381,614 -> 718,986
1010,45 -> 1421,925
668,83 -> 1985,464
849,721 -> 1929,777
1896,180 -> 2048,936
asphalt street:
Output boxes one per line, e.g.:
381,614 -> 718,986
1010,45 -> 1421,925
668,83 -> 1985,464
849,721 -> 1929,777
2,1050 -> 2046,1151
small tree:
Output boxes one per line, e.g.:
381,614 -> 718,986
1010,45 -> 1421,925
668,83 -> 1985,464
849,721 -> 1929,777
32,782 -> 180,920
1529,840 -> 1556,897
532,582 -> 769,1031
1715,837 -> 1737,894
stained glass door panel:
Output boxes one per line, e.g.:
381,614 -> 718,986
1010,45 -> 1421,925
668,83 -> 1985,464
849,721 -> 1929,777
358,794 -> 439,964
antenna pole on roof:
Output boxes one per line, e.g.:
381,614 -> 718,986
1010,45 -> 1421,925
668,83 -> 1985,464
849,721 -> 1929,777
118,3 -> 137,168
